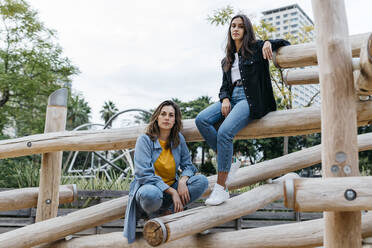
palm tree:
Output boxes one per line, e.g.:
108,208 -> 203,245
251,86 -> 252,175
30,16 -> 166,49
100,100 -> 119,128
67,94 -> 91,130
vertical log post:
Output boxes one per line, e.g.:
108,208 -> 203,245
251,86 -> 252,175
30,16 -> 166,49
36,88 -> 68,222
311,0 -> 361,247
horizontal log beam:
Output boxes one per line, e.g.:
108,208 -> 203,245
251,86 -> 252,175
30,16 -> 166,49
0,184 -> 76,211
1,101 -> 372,159
284,67 -> 319,85
284,58 -> 361,86
284,176 -> 372,212
48,212 -> 372,248
143,174 -> 295,246
210,131 -> 372,196
356,33 -> 372,95
1,132 -> 372,247
274,32 -> 369,68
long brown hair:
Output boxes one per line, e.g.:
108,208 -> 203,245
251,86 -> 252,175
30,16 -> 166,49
223,14 -> 256,72
146,100 -> 182,149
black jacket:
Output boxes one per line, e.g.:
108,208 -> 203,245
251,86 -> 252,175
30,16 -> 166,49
219,39 -> 290,119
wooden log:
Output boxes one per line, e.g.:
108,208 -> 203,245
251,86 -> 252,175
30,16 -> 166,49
356,34 -> 372,94
0,185 -> 76,211
36,88 -> 68,222
284,61 -> 357,86
284,58 -> 361,86
312,0 -> 361,247
273,32 -> 369,68
2,100 -> 372,160
284,67 -> 319,85
0,132 -> 372,247
210,132 -> 372,196
284,177 -> 372,212
0,196 -> 128,248
47,212 -> 372,248
143,174 -> 299,247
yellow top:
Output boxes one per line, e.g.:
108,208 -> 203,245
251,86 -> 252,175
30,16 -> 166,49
154,139 -> 176,186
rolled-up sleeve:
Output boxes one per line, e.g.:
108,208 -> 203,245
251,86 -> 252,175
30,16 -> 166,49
134,135 -> 169,192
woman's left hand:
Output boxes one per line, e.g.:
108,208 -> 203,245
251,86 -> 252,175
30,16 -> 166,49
177,176 -> 190,206
262,41 -> 273,60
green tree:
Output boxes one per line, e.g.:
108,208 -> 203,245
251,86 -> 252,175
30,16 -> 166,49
172,96 -> 214,171
0,0 -> 90,188
134,110 -> 152,124
0,0 -> 79,137
358,125 -> 372,175
100,100 -> 118,128
66,93 -> 91,130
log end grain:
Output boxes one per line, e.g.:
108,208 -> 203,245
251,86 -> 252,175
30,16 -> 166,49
143,219 -> 166,247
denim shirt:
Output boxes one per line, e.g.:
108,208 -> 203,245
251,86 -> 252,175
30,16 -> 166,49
123,133 -> 197,243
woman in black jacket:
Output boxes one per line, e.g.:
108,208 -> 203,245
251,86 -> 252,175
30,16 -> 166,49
195,14 -> 290,205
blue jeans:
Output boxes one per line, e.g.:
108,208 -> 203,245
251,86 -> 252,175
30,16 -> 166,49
135,174 -> 208,216
195,86 -> 252,172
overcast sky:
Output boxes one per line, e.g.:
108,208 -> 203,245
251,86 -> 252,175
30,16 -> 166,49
29,0 -> 372,124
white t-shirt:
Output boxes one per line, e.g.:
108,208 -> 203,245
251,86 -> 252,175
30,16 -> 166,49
231,53 -> 241,84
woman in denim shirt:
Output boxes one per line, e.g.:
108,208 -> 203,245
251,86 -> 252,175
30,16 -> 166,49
123,100 -> 208,244
195,14 -> 290,206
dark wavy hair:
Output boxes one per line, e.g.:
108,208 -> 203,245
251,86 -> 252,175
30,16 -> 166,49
223,14 -> 256,72
146,100 -> 182,149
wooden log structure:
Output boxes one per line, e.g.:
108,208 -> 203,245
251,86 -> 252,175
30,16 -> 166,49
0,132 -> 372,247
47,212 -> 372,248
0,184 -> 76,211
284,176 -> 372,212
283,58 -> 361,86
207,131 -> 372,196
312,0 -> 361,247
273,32 -> 369,68
356,33 -> 372,94
142,174 -> 297,247
36,88 -> 68,222
0,196 -> 128,248
283,37 -> 372,88
2,100 -> 372,160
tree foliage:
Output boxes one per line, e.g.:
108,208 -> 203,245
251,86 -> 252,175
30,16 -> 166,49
66,93 -> 91,130
100,100 -> 119,128
0,0 -> 80,137
0,0 -> 92,188
207,5 -> 234,26
172,96 -> 214,173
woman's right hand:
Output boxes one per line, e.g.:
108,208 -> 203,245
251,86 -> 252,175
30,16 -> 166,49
221,98 -> 231,117
166,187 -> 184,213
171,191 -> 184,213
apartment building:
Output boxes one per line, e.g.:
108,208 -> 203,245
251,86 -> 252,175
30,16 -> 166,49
262,4 -> 320,108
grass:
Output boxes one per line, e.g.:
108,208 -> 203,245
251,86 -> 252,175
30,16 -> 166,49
61,170 -> 132,191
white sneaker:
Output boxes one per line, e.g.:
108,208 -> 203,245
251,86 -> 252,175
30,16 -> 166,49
205,183 -> 229,206
225,161 -> 241,185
